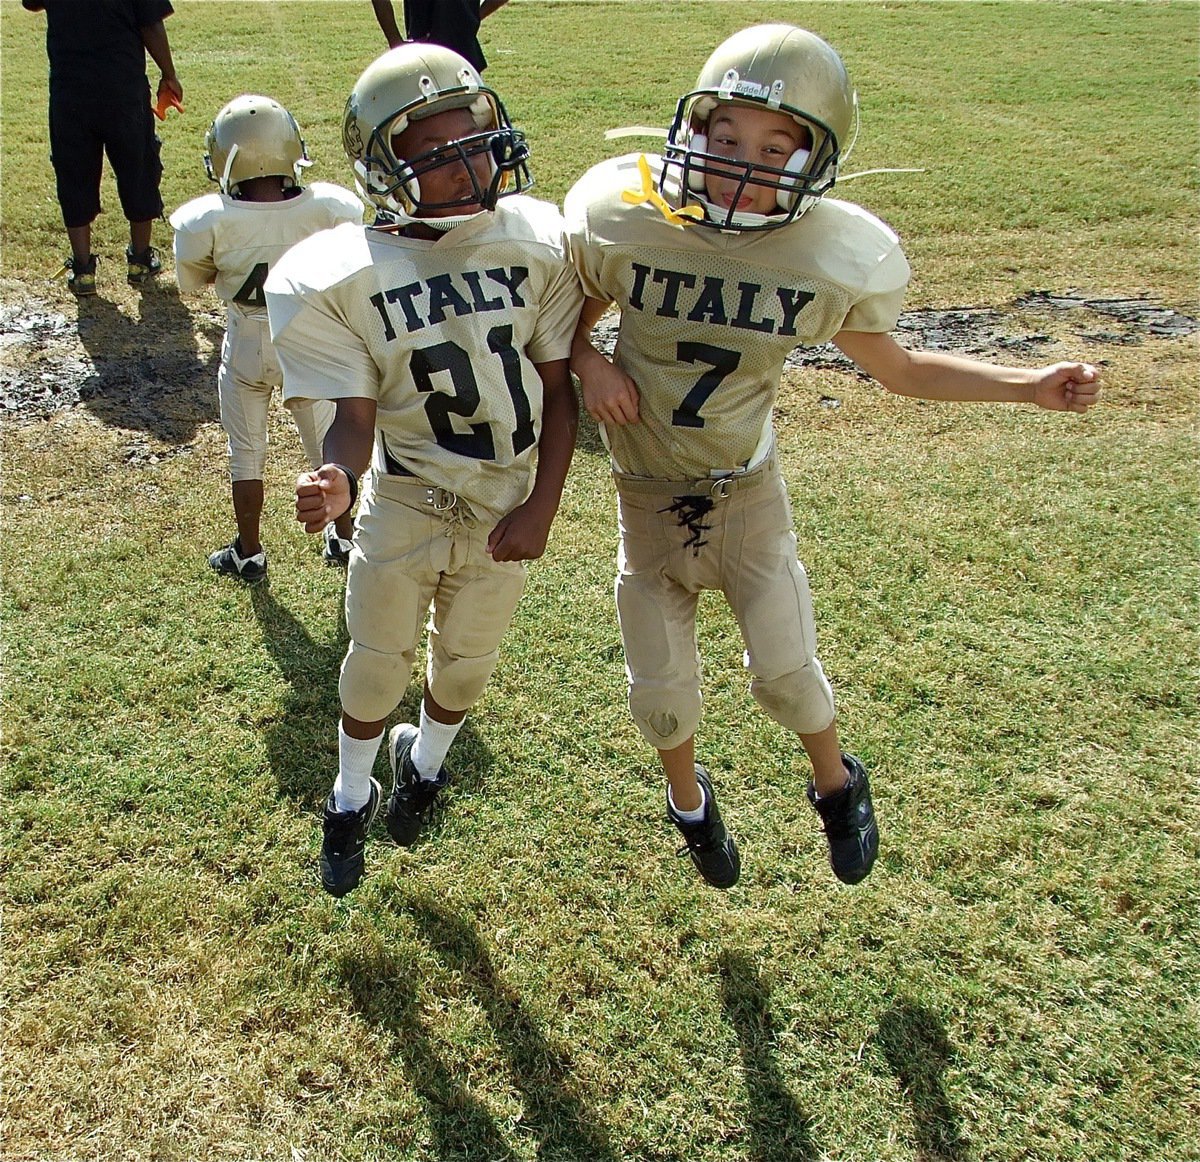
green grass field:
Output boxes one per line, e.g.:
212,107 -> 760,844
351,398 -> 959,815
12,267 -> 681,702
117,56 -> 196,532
2,2 -> 1198,1160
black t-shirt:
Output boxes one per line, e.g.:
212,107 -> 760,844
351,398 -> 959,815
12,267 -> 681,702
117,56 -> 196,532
24,0 -> 174,97
403,0 -> 485,73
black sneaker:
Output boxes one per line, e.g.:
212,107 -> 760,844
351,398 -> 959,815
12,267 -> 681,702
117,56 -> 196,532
386,723 -> 449,847
126,244 -> 163,284
667,765 -> 741,889
807,753 -> 879,884
65,254 -> 97,297
208,537 -> 267,582
320,776 -> 381,898
323,523 -> 352,567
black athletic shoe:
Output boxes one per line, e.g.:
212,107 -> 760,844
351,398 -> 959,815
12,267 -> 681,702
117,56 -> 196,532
65,254 -> 97,297
320,777 -> 381,898
667,765 -> 741,889
386,723 -> 449,847
208,537 -> 267,582
807,753 -> 879,884
126,245 -> 163,284
322,523 -> 352,567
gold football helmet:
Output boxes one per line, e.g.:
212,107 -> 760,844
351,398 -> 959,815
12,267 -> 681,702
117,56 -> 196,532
204,94 -> 311,195
342,43 -> 530,226
661,24 -> 857,231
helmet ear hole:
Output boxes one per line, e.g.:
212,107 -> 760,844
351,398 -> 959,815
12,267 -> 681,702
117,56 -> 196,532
686,133 -> 708,192
775,147 -> 811,210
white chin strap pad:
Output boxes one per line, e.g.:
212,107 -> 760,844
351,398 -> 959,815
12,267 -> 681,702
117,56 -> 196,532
686,134 -> 708,192
776,148 -> 811,210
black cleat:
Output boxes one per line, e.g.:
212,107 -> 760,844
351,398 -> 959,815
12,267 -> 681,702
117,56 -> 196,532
65,253 -> 97,297
322,523 -> 352,567
386,723 -> 449,847
320,777 -> 381,897
807,753 -> 879,884
126,245 -> 163,284
668,765 -> 741,889
208,537 -> 267,582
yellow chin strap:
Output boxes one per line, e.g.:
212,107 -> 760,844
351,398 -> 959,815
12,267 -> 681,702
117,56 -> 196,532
621,154 -> 703,226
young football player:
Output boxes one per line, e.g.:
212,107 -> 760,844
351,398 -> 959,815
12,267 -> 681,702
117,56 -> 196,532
265,45 -> 582,897
171,95 -> 364,581
565,24 -> 1101,890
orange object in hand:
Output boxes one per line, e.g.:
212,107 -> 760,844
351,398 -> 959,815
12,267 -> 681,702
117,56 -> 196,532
153,90 -> 184,120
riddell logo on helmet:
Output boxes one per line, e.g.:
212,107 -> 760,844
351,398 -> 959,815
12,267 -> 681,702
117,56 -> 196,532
732,80 -> 772,99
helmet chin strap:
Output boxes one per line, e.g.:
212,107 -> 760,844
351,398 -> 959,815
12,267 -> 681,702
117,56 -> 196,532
221,144 -> 240,195
374,204 -> 490,233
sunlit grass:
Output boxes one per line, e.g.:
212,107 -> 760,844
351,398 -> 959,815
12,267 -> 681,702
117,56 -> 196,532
2,3 -> 1198,1160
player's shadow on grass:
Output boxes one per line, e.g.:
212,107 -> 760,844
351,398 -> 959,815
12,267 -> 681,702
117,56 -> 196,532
74,279 -> 220,442
343,894 -> 619,1162
247,584 -> 492,813
876,999 -> 968,1162
248,583 -> 350,806
718,950 -> 823,1162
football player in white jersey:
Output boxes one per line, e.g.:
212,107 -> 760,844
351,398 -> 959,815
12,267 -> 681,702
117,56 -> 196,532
565,24 -> 1101,890
171,95 -> 364,581
265,45 -> 582,897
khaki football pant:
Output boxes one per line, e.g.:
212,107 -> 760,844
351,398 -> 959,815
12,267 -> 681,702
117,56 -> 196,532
218,310 -> 333,481
614,462 -> 835,751
339,472 -> 528,723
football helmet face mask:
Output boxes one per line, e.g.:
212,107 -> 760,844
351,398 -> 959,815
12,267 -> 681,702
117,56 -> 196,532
342,44 -> 531,229
661,24 -> 857,232
204,94 -> 311,195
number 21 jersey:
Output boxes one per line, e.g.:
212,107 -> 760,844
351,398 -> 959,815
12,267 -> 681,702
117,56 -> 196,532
265,196 -> 583,519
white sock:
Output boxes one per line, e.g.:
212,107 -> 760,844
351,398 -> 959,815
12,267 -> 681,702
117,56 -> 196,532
669,783 -> 707,824
410,705 -> 464,780
333,724 -> 384,812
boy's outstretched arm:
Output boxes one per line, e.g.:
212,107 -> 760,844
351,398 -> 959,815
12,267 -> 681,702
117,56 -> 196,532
295,396 -> 376,533
487,359 -> 579,562
833,329 -> 1101,414
570,296 -> 641,426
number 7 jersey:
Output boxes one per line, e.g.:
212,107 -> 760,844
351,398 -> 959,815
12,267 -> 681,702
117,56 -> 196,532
265,196 -> 583,519
564,153 -> 911,479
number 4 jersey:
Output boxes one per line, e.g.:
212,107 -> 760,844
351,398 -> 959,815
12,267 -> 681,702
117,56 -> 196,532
170,183 -> 365,312
564,153 -> 911,480
265,197 -> 583,520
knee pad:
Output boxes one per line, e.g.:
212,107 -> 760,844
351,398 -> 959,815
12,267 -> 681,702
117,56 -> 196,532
227,442 -> 267,482
629,682 -> 703,752
427,646 -> 501,716
339,640 -> 416,724
751,659 -> 835,735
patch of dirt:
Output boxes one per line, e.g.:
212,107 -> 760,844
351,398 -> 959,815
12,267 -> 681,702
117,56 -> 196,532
0,280 -> 227,461
1,286 -> 1194,446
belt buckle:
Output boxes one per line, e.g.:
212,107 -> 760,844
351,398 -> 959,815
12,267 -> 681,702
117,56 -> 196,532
426,486 -> 457,511
709,477 -> 734,500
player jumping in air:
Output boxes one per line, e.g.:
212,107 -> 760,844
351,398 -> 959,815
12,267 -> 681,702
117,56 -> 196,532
265,45 -> 582,897
565,24 -> 1100,890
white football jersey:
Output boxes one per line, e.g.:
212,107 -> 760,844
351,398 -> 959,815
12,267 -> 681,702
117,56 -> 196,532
170,183 -> 364,314
564,153 -> 911,479
265,197 -> 583,518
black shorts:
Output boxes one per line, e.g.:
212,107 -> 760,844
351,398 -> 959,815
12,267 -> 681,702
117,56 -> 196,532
49,81 -> 163,228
